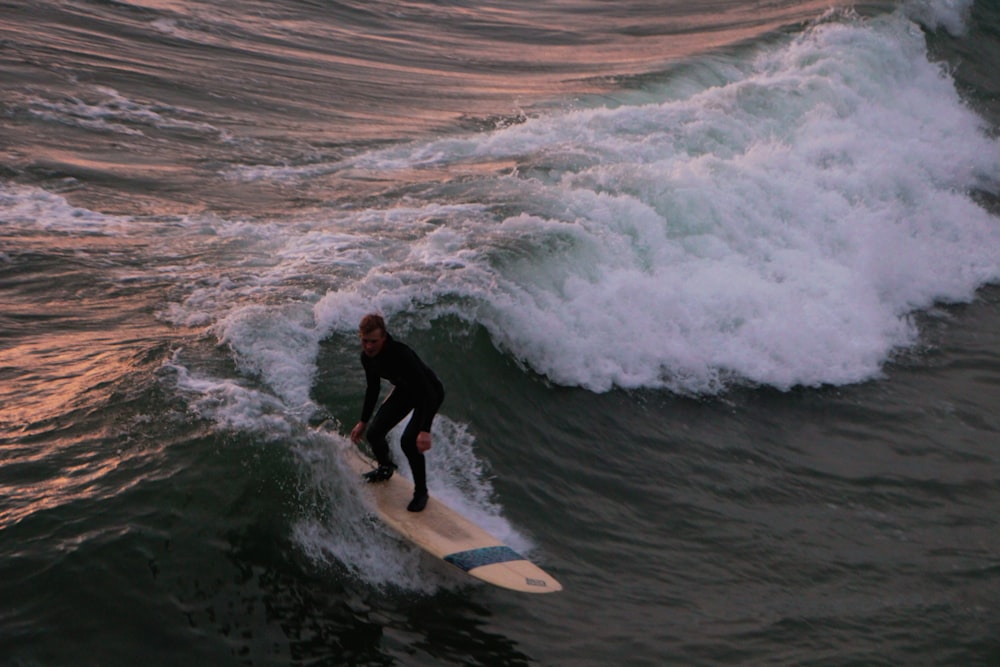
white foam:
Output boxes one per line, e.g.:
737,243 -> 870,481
214,303 -> 322,412
164,353 -> 297,438
903,0 -> 973,36
0,183 -> 135,234
313,8 -> 1000,392
14,85 -> 225,138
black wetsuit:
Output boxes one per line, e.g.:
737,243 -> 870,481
360,334 -> 444,496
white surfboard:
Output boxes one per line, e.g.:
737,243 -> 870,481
341,445 -> 562,594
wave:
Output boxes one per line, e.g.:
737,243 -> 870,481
9,5 -> 997,400
302,7 -> 1000,393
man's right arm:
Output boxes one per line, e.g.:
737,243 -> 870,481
355,356 -> 380,443
359,355 -> 380,423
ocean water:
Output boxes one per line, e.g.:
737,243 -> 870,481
2,0 -> 999,664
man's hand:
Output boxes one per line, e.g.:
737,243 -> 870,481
350,421 -> 366,444
416,431 -> 432,453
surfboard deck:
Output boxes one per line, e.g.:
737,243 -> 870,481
341,445 -> 562,594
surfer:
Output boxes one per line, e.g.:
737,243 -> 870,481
350,313 -> 445,512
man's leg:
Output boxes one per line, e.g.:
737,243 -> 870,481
399,388 -> 443,509
400,417 -> 428,497
365,390 -> 412,469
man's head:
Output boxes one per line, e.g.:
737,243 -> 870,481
359,313 -> 387,357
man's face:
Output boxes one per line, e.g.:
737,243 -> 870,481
360,328 -> 387,357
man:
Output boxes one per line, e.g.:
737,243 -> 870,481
350,313 -> 445,512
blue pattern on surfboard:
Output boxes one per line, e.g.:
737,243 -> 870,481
443,545 -> 524,572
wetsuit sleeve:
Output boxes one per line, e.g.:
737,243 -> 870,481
359,353 -> 381,423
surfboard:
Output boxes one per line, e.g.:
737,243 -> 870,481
341,445 -> 562,594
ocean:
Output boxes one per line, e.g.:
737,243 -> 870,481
2,0 -> 999,664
